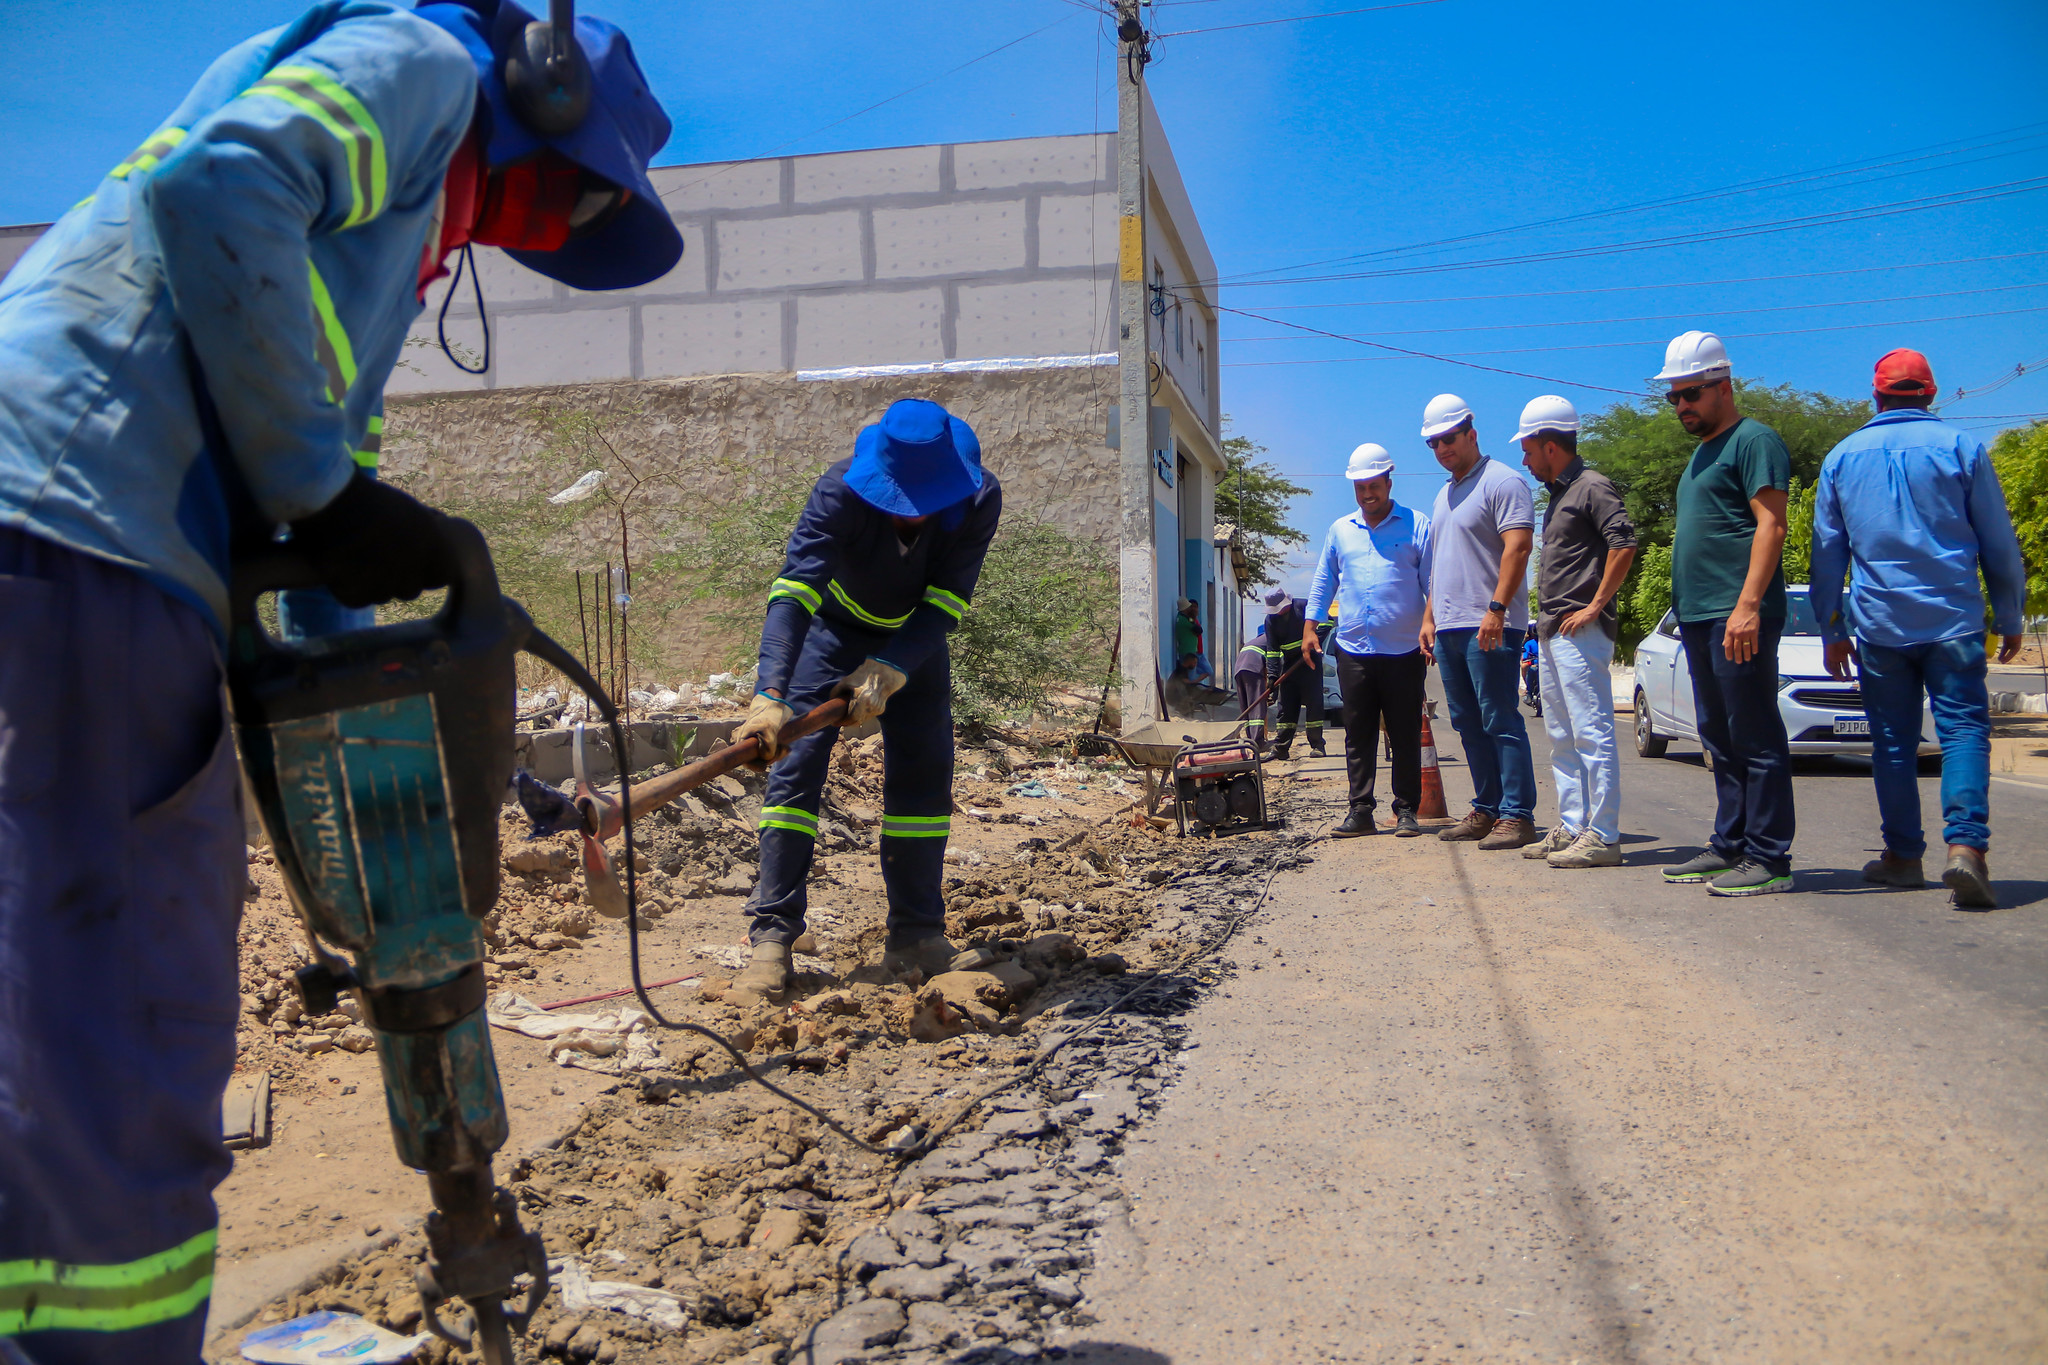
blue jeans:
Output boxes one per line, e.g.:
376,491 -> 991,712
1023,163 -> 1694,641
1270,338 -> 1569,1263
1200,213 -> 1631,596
1858,634 -> 1990,856
1435,627 -> 1536,822
1680,617 -> 1795,874
1537,627 -> 1621,843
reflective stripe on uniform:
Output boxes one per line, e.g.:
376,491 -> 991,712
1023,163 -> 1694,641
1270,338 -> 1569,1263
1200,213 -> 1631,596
881,814 -> 950,839
308,262 -> 356,405
247,65 -> 387,228
108,127 -> 187,181
767,578 -> 821,614
0,1227 -> 215,1335
354,413 -> 383,469
922,586 -> 969,621
827,580 -> 912,631
758,805 -> 818,837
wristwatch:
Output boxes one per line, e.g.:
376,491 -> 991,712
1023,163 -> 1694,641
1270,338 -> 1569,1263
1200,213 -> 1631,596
1486,600 -> 1507,615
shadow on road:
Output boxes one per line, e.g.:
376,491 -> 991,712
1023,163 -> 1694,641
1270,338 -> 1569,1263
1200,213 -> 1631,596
1055,1344 -> 1175,1364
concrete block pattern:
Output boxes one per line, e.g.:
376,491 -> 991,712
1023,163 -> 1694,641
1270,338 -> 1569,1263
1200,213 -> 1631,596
653,159 -> 782,213
796,146 -> 941,202
955,278 -> 1105,361
493,309 -> 632,388
872,202 -> 1024,279
463,245 -> 556,305
716,212 -> 864,291
953,135 -> 1110,191
1035,192 -> 1115,270
384,317 -> 492,395
642,298 -> 784,378
796,290 -> 944,370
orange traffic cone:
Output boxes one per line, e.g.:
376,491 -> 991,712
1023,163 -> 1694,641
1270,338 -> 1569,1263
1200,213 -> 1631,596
1416,707 -> 1449,820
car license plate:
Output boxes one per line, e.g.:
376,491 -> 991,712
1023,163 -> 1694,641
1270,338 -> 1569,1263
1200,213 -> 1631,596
1833,716 -> 1871,737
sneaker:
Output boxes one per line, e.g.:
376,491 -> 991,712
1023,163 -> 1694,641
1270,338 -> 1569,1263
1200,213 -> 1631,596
1861,853 -> 1925,889
1332,806 -> 1376,838
1391,811 -> 1423,838
1523,824 -> 1579,860
1476,817 -> 1540,851
880,934 -> 961,978
1942,846 -> 1998,910
1707,860 -> 1794,897
1663,849 -> 1734,884
1438,810 -> 1497,842
1548,831 -> 1623,868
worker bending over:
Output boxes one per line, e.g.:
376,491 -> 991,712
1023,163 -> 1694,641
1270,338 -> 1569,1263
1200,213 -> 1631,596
732,400 -> 1002,997
0,3 -> 677,1360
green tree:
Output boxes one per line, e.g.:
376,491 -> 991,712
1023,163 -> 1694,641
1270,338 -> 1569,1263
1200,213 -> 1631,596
1782,475 -> 1817,586
1989,421 -> 2048,616
1215,418 -> 1310,592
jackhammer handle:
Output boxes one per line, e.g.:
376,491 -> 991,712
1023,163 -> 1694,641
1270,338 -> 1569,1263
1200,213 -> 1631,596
610,696 -> 851,827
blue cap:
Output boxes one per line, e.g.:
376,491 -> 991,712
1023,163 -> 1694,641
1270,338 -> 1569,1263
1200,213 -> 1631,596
845,400 -> 984,517
415,0 -> 683,290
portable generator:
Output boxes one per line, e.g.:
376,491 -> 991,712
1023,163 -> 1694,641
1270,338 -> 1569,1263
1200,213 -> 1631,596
1170,734 -> 1268,836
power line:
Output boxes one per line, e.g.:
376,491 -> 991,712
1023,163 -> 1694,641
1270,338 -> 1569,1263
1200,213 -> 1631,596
1944,354 -> 2048,409
1154,0 -> 1453,37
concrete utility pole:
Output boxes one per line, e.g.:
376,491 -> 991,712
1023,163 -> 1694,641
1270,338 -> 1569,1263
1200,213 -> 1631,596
1115,0 -> 1158,729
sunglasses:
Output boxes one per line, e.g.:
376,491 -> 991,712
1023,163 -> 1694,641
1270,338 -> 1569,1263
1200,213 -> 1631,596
1664,379 -> 1723,407
1425,425 -> 1469,449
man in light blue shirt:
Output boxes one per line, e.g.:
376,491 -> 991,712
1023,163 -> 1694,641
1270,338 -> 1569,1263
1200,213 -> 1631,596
1810,348 -> 2026,908
1303,443 -> 1432,837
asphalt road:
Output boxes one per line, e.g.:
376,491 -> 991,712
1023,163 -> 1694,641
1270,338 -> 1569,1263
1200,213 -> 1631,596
1060,698 -> 2048,1364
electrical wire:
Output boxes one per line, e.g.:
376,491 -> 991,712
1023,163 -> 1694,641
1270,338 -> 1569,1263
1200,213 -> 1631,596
1944,353 -> 2048,409
1153,0 -> 1452,36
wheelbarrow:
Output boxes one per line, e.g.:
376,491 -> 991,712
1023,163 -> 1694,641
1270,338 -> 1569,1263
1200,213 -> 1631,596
1109,719 -> 1250,818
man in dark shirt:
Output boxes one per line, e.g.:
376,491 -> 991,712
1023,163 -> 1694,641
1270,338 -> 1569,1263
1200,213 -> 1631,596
1516,397 -> 1637,869
1655,331 -> 1797,897
1263,588 -> 1326,760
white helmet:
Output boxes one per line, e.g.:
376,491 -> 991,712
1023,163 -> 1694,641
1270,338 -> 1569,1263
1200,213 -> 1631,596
1420,393 -> 1474,439
1655,330 -> 1731,383
1345,442 -> 1394,480
1513,395 -> 1579,442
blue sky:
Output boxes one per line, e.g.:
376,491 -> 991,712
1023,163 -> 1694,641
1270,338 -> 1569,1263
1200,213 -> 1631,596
7,0 -> 2046,619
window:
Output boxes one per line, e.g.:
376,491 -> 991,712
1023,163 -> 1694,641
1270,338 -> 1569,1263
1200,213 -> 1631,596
1174,299 -> 1184,358
1196,340 -> 1206,392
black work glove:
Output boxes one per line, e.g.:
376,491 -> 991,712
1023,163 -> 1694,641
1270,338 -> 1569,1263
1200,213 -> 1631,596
288,473 -> 455,608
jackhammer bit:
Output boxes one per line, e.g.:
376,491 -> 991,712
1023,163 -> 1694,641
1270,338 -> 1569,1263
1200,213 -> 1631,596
416,1170 -> 550,1364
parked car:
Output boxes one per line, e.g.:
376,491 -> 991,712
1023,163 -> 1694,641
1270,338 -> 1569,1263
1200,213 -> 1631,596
1631,587 -> 1939,762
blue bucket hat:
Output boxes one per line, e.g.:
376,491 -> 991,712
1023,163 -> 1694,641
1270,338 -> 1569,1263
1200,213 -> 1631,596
414,0 -> 683,290
846,400 -> 984,517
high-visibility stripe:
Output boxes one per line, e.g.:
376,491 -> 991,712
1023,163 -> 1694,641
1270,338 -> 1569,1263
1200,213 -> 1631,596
0,1228 -> 215,1335
247,66 -> 386,228
108,127 -> 187,181
353,414 -> 383,469
922,586 -> 969,621
881,814 -> 950,839
759,805 -> 818,837
827,580 -> 912,631
767,578 -> 821,614
307,262 -> 356,405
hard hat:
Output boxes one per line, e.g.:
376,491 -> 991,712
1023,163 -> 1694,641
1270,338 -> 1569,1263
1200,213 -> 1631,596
1420,394 -> 1474,440
1513,395 -> 1579,442
1874,347 -> 1937,398
1345,443 -> 1394,480
1655,331 -> 1732,383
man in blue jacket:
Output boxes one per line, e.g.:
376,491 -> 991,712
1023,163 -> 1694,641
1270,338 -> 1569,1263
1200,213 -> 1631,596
0,4 -> 678,1359
1811,348 -> 2026,910
729,400 -> 1001,1000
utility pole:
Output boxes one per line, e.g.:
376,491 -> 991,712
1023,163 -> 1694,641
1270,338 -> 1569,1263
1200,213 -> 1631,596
1115,0 -> 1158,729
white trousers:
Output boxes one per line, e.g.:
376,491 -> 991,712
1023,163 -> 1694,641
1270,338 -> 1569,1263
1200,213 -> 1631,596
1538,627 -> 1621,843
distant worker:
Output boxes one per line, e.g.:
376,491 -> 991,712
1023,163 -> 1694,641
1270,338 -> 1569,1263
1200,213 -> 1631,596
1262,587 -> 1327,760
1811,348 -> 2026,909
1416,395 -> 1541,849
730,400 -> 1001,998
0,2 -> 680,1358
1655,332 -> 1799,896
1516,397 -> 1637,869
1235,629 -> 1273,743
1304,443 -> 1433,837
1173,597 -> 1202,677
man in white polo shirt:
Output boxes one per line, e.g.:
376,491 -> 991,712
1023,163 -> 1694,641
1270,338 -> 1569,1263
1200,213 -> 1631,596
1417,394 -> 1541,849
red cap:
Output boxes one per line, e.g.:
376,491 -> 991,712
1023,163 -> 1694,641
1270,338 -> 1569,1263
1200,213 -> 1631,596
1874,347 -> 1937,398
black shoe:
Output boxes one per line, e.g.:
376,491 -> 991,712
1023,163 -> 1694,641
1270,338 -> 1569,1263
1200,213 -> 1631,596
1270,744 -> 1292,762
1333,806 -> 1376,838
1392,811 -> 1422,837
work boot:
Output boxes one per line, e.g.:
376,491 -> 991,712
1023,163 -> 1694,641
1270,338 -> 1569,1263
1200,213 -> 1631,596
1662,849 -> 1734,884
1332,806 -> 1376,838
1707,860 -> 1794,897
1943,845 -> 1998,910
1391,810 -> 1423,838
1861,852 -> 1926,888
881,934 -> 961,979
1438,810 -> 1496,842
1477,817 -> 1539,851
1522,824 -> 1578,860
1269,742 -> 1292,763
732,941 -> 793,999
1548,831 -> 1623,868
1309,739 -> 1328,758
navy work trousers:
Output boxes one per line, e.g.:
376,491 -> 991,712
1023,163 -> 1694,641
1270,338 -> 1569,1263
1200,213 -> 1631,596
1270,663 -> 1324,749
746,614 -> 952,949
0,530 -> 244,1364
1679,616 -> 1795,875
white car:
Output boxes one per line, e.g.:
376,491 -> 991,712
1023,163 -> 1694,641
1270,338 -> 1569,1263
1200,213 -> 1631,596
1631,587 -> 1939,762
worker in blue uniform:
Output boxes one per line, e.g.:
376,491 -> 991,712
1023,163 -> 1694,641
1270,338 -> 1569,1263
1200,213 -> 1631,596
1262,587 -> 1327,760
730,400 -> 1002,999
0,4 -> 678,1360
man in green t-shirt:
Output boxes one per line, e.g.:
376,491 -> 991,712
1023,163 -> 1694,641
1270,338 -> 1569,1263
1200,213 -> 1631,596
1657,331 -> 1797,897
